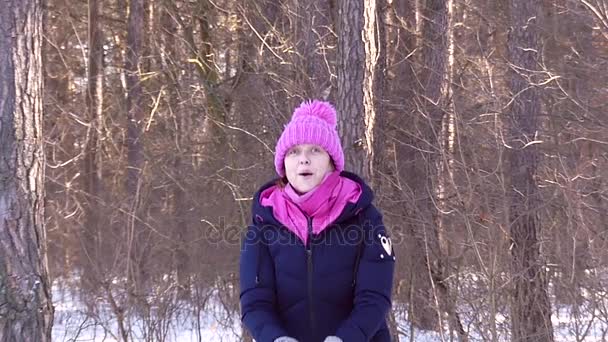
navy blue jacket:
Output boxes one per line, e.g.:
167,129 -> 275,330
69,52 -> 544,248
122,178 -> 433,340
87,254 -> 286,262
240,171 -> 395,342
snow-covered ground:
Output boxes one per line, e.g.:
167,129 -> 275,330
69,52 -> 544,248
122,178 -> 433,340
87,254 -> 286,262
52,279 -> 242,342
52,278 -> 608,341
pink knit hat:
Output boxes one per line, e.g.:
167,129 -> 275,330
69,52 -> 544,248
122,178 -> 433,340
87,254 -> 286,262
274,100 -> 345,177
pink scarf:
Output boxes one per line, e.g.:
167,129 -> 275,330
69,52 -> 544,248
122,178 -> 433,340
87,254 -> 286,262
260,171 -> 361,245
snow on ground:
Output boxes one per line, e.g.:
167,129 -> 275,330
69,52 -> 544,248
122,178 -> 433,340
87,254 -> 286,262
52,278 -> 608,341
52,279 -> 242,342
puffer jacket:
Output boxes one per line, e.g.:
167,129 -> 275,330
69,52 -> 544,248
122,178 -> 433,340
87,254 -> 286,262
240,171 -> 395,342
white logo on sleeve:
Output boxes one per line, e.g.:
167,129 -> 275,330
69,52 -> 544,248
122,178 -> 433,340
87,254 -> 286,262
378,233 -> 393,259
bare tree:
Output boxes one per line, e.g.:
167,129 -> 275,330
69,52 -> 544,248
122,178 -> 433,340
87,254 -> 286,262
336,1 -> 380,180
0,0 -> 54,340
126,0 -> 147,294
406,0 -> 467,338
81,0 -> 105,291
506,0 -> 554,341
290,0 -> 333,99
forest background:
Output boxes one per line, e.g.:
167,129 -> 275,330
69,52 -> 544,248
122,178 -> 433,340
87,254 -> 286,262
2,0 -> 608,341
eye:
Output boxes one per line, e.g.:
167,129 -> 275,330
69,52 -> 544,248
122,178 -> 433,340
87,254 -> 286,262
311,147 -> 320,153
288,148 -> 298,155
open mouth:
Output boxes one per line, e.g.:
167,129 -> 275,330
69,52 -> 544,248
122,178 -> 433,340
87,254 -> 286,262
299,172 -> 313,177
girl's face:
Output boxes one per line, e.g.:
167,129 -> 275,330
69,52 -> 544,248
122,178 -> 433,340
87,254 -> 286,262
284,144 -> 334,194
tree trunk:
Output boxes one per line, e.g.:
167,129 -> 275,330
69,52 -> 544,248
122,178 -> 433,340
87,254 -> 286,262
420,0 -> 448,322
126,0 -> 147,293
291,0 -> 333,99
232,3 -> 283,336
542,0 -> 595,309
506,0 -> 554,341
126,0 -> 145,195
371,0 -> 396,323
407,0 -> 467,338
386,0 -> 441,336
0,0 -> 54,340
197,0 -> 228,158
363,0 -> 384,184
82,0 -> 105,291
336,0 -> 377,180
160,2 -> 191,298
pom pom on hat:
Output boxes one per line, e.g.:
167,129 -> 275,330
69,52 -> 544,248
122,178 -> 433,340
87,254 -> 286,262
274,100 -> 345,177
292,100 -> 337,127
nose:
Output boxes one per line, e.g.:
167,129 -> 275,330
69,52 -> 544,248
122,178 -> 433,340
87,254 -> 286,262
299,156 -> 310,165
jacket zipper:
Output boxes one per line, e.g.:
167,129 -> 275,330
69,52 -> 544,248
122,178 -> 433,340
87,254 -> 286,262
306,216 -> 315,339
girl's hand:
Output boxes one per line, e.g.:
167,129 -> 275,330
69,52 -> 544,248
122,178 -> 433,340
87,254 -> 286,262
324,336 -> 343,342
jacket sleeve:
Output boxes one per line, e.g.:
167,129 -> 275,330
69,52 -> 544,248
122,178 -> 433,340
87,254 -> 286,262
240,223 -> 288,342
335,205 -> 395,341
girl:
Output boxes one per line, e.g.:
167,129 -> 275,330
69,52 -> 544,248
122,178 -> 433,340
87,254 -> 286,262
240,100 -> 395,342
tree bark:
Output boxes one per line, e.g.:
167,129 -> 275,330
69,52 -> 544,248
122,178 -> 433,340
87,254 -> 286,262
386,0 -> 441,335
126,0 -> 147,292
409,0 -> 466,338
336,0 -> 364,176
363,0 -> 384,184
291,0 -> 333,99
336,0 -> 378,180
159,2 -> 192,297
126,0 -> 145,195
0,0 -> 54,340
82,0 -> 105,291
506,0 -> 554,341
